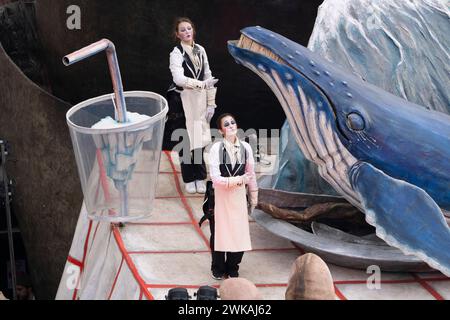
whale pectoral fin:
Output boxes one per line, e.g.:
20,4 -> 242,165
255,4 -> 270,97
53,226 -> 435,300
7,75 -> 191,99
349,162 -> 450,276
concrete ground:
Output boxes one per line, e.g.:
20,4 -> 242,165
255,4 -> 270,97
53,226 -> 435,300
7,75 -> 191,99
117,150 -> 449,300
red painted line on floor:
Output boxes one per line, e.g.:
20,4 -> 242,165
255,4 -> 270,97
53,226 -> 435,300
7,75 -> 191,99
72,288 -> 78,301
334,285 -> 347,300
128,249 -> 210,255
126,221 -> 192,226
112,226 -> 154,300
107,258 -> 124,300
291,242 -> 306,255
412,274 -> 444,300
67,255 -> 83,268
254,283 -> 287,288
334,279 -> 410,285
164,150 -> 211,250
72,220 -> 94,300
422,276 -> 450,282
146,284 -> 220,289
291,241 -> 307,255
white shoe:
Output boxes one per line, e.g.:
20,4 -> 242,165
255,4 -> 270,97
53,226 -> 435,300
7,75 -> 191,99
185,181 -> 196,194
195,180 -> 206,194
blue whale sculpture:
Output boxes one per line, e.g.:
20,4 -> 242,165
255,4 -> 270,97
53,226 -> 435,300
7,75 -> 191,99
228,26 -> 450,276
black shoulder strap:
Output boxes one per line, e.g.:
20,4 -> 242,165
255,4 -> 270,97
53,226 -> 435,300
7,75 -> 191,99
220,141 -> 226,165
241,142 -> 248,164
176,43 -> 183,54
194,44 -> 206,80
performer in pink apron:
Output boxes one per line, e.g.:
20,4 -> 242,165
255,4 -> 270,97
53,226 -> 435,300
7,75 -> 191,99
208,113 -> 258,279
166,17 -> 218,194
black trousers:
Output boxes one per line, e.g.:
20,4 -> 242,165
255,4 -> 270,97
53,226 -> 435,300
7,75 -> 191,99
209,216 -> 244,277
179,147 -> 207,183
166,90 -> 207,183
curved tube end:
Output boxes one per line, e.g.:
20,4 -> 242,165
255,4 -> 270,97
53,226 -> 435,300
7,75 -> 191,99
62,56 -> 71,66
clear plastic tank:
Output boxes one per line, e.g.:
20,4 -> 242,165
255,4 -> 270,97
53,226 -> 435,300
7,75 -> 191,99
66,91 -> 168,222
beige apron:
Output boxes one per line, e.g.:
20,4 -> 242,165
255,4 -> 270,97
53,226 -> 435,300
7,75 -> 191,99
180,89 -> 211,151
214,182 -> 252,252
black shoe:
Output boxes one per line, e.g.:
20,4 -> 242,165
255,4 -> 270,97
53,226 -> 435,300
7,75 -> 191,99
211,271 -> 224,280
227,272 -> 239,278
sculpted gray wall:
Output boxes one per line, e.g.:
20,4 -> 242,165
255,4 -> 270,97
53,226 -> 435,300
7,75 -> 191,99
0,43 -> 82,299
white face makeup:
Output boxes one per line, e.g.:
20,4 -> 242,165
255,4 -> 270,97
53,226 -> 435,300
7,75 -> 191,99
176,21 -> 194,45
220,116 -> 238,138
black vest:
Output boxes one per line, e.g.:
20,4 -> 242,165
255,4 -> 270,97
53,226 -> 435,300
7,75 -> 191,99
219,142 -> 248,178
198,141 -> 248,227
169,43 -> 206,92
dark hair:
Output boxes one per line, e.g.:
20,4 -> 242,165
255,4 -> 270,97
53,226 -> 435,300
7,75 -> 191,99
173,17 -> 196,42
216,113 -> 237,130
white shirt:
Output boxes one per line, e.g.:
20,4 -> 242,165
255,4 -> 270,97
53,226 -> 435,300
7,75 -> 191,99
208,140 -> 258,191
181,42 -> 201,72
223,138 -> 242,167
169,43 -> 213,87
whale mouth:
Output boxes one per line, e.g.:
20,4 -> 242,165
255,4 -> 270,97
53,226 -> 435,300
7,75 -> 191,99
233,33 -> 355,144
230,33 -> 361,208
233,34 -> 293,69
237,35 -> 285,63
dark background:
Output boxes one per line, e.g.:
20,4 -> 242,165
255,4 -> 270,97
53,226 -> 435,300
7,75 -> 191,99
0,0 -> 323,299
34,0 -> 323,131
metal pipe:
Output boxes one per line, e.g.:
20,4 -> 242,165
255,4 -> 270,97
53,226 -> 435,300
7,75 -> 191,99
63,39 -> 128,123
1,141 -> 17,300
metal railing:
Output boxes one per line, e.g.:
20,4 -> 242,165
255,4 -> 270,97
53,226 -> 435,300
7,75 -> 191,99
0,140 -> 16,300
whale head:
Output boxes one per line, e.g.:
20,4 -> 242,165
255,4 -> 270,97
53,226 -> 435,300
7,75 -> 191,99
228,26 -> 450,209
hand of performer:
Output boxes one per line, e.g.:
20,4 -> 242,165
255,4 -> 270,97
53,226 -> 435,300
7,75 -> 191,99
228,173 -> 251,188
248,189 -> 258,215
203,77 -> 219,89
206,106 -> 215,122
242,172 -> 252,185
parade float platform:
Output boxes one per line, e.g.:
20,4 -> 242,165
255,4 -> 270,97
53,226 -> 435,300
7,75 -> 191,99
56,151 -> 449,300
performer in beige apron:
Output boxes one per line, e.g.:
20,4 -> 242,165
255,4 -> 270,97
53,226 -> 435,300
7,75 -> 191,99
167,17 -> 218,194
208,113 -> 258,279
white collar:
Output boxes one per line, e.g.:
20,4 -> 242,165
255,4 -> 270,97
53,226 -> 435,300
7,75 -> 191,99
223,137 -> 240,150
181,42 -> 196,52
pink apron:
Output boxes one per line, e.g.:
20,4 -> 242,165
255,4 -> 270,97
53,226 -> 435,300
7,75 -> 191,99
214,183 -> 252,252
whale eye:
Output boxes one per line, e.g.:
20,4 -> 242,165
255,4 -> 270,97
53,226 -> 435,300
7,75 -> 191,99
346,112 -> 365,131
